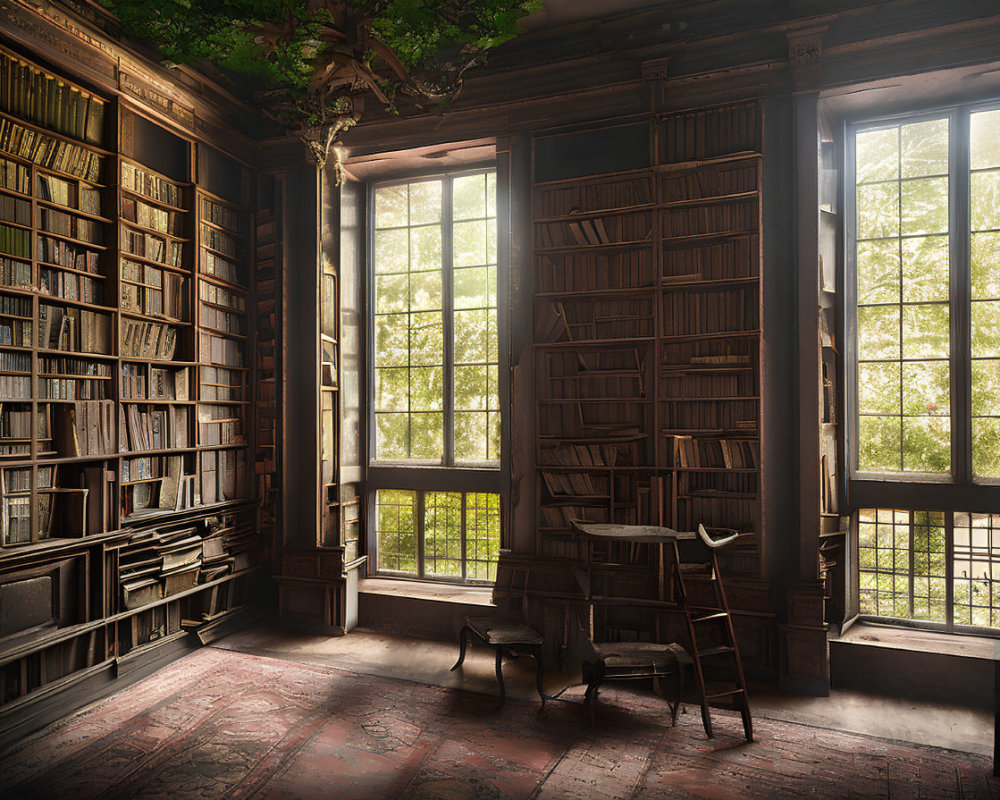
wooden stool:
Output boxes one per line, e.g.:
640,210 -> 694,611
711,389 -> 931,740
582,640 -> 690,724
451,616 -> 545,706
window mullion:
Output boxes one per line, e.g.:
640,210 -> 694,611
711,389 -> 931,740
442,179 -> 455,467
952,109 -> 972,485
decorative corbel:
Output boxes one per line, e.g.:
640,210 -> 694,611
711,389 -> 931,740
783,20 -> 832,92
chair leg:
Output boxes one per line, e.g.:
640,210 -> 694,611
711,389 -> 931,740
451,625 -> 471,671
669,663 -> 684,726
584,680 -> 600,726
531,645 -> 545,707
495,646 -> 506,704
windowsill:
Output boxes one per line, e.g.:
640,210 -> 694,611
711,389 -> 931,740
358,577 -> 495,606
835,620 -> 998,661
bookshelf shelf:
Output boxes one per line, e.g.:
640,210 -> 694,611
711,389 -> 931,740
531,101 -> 763,570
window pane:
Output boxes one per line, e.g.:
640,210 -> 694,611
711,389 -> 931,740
455,308 -> 489,364
972,170 -> 1000,232
454,266 -> 489,309
856,128 -> 898,184
902,416 -> 950,472
972,418 -> 1000,477
410,412 -> 443,460
410,225 -> 442,273
376,489 -> 417,574
900,118 -> 949,178
409,180 -> 442,224
410,366 -> 443,412
856,239 -> 899,305
857,305 -> 900,360
972,109 -> 1000,170
972,359 -> 1000,416
409,269 -> 442,312
858,415 -> 901,473
454,219 -> 487,267
900,177 -> 948,236
455,410 -> 489,463
375,413 -> 408,461
466,492 -> 500,581
901,361 -> 948,416
857,182 -> 899,239
375,184 -> 408,228
410,311 -> 443,366
902,303 -> 948,359
424,491 -> 463,577
455,365 -> 488,411
971,300 -> 1000,358
375,274 -> 408,313
900,235 -> 948,303
971,231 -> 1000,299
374,314 -> 408,367
453,173 -> 486,221
375,367 -> 408,412
374,228 -> 408,273
858,362 -> 900,415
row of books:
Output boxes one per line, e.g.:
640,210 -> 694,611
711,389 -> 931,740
0,293 -> 30,317
200,196 -> 240,232
533,174 -> 654,219
201,366 -> 244,402
200,333 -> 244,367
0,50 -> 105,145
1,255 -> 33,292
38,304 -> 112,353
39,266 -> 103,303
0,157 -> 29,194
200,224 -> 237,258
120,404 -> 190,451
539,442 -> 641,468
660,287 -> 754,338
0,349 -> 29,372
668,434 -> 761,470
541,470 -> 607,498
39,377 -> 102,401
0,318 -> 32,346
37,234 -> 101,272
121,364 -> 189,401
121,196 -> 175,235
536,213 -> 654,249
39,377 -> 109,399
121,225 -> 183,267
663,233 -> 759,284
200,305 -> 244,335
39,355 -> 110,376
0,375 -> 29,398
120,162 -> 181,207
200,448 -> 246,505
0,405 -> 31,439
39,207 -> 102,243
121,260 -> 187,320
0,117 -> 102,182
198,413 -> 242,446
53,399 -> 115,456
38,173 -> 101,215
0,222 -> 30,257
121,319 -> 179,361
201,249 -> 244,286
660,158 -> 759,204
660,197 -> 757,238
199,280 -> 246,312
0,193 -> 29,225
659,100 -> 763,164
661,404 -> 760,433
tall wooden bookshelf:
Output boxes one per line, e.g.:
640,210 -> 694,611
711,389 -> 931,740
530,101 -> 767,658
0,41 -> 263,723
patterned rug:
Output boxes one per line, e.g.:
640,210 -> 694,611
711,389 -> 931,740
0,646 -> 994,799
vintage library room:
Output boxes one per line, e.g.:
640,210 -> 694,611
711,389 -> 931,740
1,0 -> 1000,796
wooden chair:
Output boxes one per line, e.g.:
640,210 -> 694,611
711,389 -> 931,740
450,558 -> 545,705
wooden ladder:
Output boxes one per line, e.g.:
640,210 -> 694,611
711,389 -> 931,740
671,538 -> 753,741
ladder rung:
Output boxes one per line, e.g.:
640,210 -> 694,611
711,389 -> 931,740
698,645 -> 736,658
692,611 -> 728,623
706,688 -> 746,700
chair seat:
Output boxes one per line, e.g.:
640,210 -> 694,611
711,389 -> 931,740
465,616 -> 543,646
591,641 -> 690,672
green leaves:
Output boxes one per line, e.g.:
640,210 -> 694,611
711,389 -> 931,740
98,0 -> 537,137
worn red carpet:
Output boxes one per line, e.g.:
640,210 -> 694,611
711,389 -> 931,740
0,646 -> 994,798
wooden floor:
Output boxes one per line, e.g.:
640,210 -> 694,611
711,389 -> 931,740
0,627 -> 995,799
